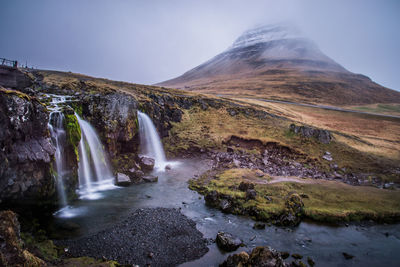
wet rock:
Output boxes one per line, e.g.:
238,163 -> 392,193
253,222 -> 266,229
246,189 -> 257,200
281,251 -> 290,259
219,199 -> 232,213
205,190 -> 219,207
165,164 -> 172,170
291,260 -> 306,267
220,251 -> 249,267
221,246 -> 287,267
342,252 -> 354,260
116,173 -> 131,186
142,175 -> 158,183
290,124 -> 332,144
239,181 -> 255,192
307,257 -> 315,267
249,246 -> 287,267
140,156 -> 155,172
0,210 -> 45,266
292,253 -> 303,259
216,231 -> 242,252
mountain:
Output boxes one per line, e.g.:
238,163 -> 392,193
158,23 -> 400,106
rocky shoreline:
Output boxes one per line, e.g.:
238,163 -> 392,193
57,208 -> 209,266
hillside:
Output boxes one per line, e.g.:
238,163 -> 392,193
159,24 -> 400,106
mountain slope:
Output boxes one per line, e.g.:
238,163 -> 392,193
158,24 -> 400,106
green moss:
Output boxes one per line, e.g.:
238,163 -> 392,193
64,113 -> 81,159
190,168 -> 400,224
69,102 -> 83,116
0,88 -> 31,101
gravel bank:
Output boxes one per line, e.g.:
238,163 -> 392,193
58,208 -> 209,266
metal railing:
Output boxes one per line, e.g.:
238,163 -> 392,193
0,58 -> 18,68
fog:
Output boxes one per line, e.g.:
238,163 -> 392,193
1,0 -> 399,91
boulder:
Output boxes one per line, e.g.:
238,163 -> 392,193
246,189 -> 257,200
253,222 -> 266,230
129,168 -> 144,184
142,175 -> 158,183
220,246 -> 287,267
116,173 -> 131,186
165,164 -> 172,170
216,231 -> 242,252
248,246 -> 287,267
139,156 -> 155,172
219,199 -> 232,213
0,210 -> 45,266
239,181 -> 255,192
220,251 -> 249,267
205,190 -> 219,207
278,193 -> 304,226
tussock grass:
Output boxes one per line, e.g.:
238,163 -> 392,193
192,168 -> 400,223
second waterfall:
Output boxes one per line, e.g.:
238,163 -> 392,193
76,114 -> 115,199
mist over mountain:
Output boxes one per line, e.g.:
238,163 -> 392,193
159,23 -> 400,105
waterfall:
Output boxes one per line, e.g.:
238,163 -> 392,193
138,111 -> 170,170
48,112 -> 68,208
47,94 -> 72,211
76,113 -> 115,199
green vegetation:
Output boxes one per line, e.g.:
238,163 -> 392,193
352,104 -> 400,115
190,168 -> 400,223
64,113 -> 81,159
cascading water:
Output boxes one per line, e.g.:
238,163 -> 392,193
76,113 -> 115,199
48,112 -> 68,207
47,95 -> 71,213
138,111 -> 177,170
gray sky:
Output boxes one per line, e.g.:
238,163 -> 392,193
1,0 -> 399,91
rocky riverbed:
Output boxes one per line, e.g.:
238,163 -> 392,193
57,208 -> 209,266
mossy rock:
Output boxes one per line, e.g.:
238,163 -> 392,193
63,113 -> 81,159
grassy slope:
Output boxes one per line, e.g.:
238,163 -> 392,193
35,69 -> 400,175
190,168 -> 400,223
32,69 -> 400,223
228,97 -> 400,162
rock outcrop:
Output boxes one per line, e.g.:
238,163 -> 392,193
0,88 -> 56,207
80,92 -> 139,157
0,210 -> 45,267
290,124 -> 332,144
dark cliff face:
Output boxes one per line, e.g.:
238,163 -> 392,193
80,92 -> 139,157
0,66 -> 33,90
0,88 -> 56,207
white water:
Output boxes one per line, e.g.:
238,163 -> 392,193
76,113 -> 116,200
47,95 -> 73,214
48,112 -> 68,208
138,111 -> 178,170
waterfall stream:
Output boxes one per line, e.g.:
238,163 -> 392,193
47,95 -> 71,214
138,111 -> 171,170
76,113 -> 115,200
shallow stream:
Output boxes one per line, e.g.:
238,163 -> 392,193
51,158 -> 400,267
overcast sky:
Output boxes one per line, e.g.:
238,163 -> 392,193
1,0 -> 399,91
